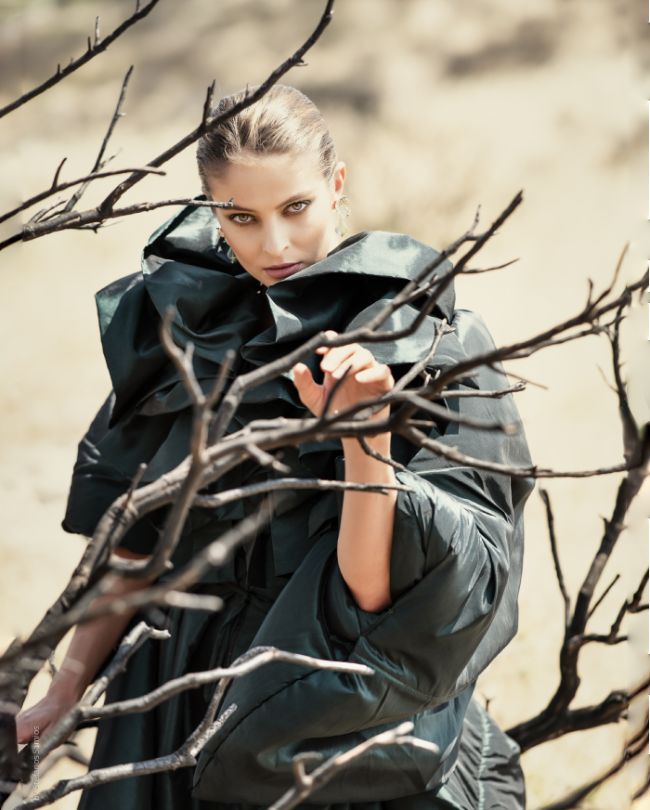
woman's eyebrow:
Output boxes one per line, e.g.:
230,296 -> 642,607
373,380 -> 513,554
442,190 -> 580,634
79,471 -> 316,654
228,192 -> 312,213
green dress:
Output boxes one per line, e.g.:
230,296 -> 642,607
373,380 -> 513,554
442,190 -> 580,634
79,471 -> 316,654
63,204 -> 534,809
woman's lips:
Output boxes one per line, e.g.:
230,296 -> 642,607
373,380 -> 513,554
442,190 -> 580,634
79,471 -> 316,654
263,262 -> 307,279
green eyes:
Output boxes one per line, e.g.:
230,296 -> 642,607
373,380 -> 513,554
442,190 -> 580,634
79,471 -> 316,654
228,199 -> 311,226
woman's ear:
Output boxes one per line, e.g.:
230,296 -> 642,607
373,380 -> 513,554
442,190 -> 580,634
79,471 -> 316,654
332,161 -> 346,196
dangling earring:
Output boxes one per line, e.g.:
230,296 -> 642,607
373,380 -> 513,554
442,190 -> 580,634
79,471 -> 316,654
334,194 -> 351,237
216,224 -> 238,264
225,244 -> 237,264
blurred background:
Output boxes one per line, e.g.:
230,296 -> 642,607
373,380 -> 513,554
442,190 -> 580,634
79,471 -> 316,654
0,0 -> 648,807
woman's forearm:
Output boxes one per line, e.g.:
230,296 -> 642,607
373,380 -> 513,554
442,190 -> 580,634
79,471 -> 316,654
49,551 -> 155,702
337,423 -> 397,614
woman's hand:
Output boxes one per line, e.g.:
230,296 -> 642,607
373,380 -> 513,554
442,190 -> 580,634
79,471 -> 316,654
15,689 -> 79,745
292,330 -> 394,421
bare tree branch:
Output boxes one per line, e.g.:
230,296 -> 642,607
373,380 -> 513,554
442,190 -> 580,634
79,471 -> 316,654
0,0 -> 336,251
0,168 -> 167,228
538,706 -> 648,810
0,1 -> 161,120
507,297 -> 650,751
59,66 -> 135,215
587,572 -> 621,621
10,645 -> 374,810
268,720 -> 439,810
540,488 -> 571,627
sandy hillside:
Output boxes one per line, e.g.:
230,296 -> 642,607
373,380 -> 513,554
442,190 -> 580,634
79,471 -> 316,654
0,0 -> 648,808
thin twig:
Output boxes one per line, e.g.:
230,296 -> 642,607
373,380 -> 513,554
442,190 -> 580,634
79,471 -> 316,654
61,66 -> 135,214
0,0 -> 161,119
540,488 -> 571,627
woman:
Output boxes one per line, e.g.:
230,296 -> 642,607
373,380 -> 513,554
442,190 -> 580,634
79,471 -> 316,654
16,84 -> 534,808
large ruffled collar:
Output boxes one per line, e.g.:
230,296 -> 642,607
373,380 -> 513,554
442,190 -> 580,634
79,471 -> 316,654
65,204 -> 482,577
97,203 -> 466,430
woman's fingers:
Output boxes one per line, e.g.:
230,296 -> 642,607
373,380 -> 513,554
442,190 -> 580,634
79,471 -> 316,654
15,700 -> 60,744
322,346 -> 374,379
316,332 -> 366,374
332,352 -> 375,380
316,332 -> 378,379
353,364 -> 394,388
292,363 -> 323,415
320,344 -> 357,373
296,330 -> 394,416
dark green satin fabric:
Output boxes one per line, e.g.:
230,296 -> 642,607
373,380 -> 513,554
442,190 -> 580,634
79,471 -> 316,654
65,203 -> 534,809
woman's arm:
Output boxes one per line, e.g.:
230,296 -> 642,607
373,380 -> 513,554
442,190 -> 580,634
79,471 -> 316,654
292,331 -> 397,614
338,416 -> 396,613
15,547 -> 156,744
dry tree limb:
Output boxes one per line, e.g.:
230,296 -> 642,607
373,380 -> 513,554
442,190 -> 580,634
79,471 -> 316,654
354,436 -> 412,475
539,488 -> 571,628
428,246 -> 644,396
390,318 -> 453,392
537,705 -> 649,810
463,256 -> 520,274
58,65 -> 135,216
580,569 -> 648,646
587,572 -> 621,621
507,305 -> 650,752
10,647 -> 373,810
5,622 -> 169,797
0,1 -> 161,120
268,721 -> 439,810
438,382 -> 527,398
0,167 -> 166,228
633,762 -> 650,802
35,638 -> 373,770
31,622 -> 170,765
0,0 -> 336,252
10,743 -> 89,804
84,646 -> 373,724
0,473 -> 408,680
397,422 -> 643,480
96,0 -> 335,216
193,476 -> 409,509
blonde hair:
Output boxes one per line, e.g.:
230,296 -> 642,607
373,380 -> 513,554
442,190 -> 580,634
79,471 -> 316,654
196,84 -> 337,195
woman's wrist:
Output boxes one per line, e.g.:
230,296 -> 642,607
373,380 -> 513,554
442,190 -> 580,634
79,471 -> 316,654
341,432 -> 392,461
341,405 -> 392,458
48,665 -> 87,703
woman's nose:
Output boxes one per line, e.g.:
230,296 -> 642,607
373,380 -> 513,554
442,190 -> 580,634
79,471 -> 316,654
261,219 -> 289,258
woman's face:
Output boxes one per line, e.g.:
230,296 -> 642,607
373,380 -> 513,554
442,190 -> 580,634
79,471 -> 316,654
205,151 -> 346,286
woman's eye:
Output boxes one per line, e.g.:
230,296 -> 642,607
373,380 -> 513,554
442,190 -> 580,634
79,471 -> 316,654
228,200 -> 310,225
229,213 -> 254,225
286,200 -> 311,214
